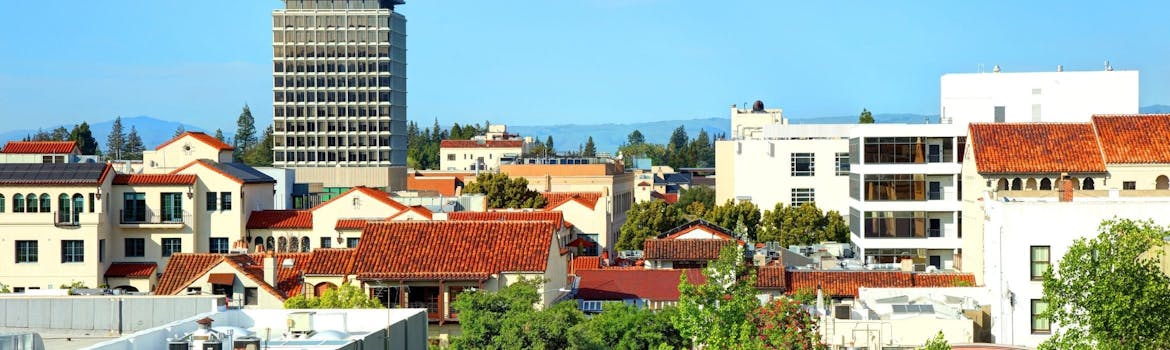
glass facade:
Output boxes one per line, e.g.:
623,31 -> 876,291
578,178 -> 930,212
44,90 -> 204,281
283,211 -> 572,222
864,174 -> 926,201
272,0 -> 407,167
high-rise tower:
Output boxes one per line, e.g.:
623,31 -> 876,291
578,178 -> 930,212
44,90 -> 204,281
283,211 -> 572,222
272,0 -> 407,169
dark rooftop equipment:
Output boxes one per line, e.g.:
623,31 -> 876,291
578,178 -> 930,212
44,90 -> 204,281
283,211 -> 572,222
752,100 -> 765,112
0,163 -> 108,184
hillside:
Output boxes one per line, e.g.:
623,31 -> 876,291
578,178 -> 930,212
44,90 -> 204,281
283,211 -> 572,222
0,116 -> 207,151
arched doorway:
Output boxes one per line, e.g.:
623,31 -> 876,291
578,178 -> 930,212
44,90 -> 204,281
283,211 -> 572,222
1069,177 -> 1081,190
1039,178 -> 1052,190
1157,175 -> 1169,190
314,282 -> 337,297
997,179 -> 1009,190
1025,178 -> 1037,190
1011,178 -> 1023,190
1082,178 -> 1095,190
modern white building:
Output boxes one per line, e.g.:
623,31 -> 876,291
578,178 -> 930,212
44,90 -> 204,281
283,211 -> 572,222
847,124 -> 966,270
730,100 -> 787,140
980,193 -> 1170,348
940,68 -> 1138,125
716,124 -> 852,214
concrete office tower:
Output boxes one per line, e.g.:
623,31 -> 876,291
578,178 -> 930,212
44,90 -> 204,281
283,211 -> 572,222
272,0 -> 408,188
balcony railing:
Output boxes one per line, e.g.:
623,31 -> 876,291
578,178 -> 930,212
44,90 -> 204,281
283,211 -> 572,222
408,301 -> 440,320
120,209 -> 189,225
53,211 -> 81,227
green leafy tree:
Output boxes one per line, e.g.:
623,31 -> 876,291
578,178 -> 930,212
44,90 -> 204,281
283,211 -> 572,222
0,283 -> 10,293
702,200 -> 761,240
758,203 -> 849,246
582,136 -> 597,157
174,124 -> 186,137
689,129 -> 714,167
822,210 -> 850,243
463,173 -> 547,209
627,130 -> 645,145
49,126 -> 70,141
674,187 -> 715,217
673,246 -> 760,349
859,108 -> 875,124
450,278 -> 583,350
750,298 -> 827,349
234,104 -> 258,161
921,331 -> 950,350
243,125 -> 274,166
283,283 -> 382,309
69,122 -> 99,155
106,116 -> 126,160
124,126 -> 145,160
568,303 -> 689,350
616,200 -> 686,250
1039,219 -> 1170,350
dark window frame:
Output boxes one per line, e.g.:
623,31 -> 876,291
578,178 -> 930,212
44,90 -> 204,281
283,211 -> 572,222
1030,246 -> 1050,281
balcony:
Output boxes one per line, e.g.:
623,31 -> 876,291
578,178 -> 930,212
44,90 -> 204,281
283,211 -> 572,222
53,211 -> 81,227
119,209 -> 189,229
407,301 -> 440,321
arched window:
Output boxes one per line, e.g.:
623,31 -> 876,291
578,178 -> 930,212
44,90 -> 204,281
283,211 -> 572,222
0,194 -> 5,213
266,237 -> 275,251
39,194 -> 50,213
253,237 -> 264,251
1158,175 -> 1170,190
1011,178 -> 1023,191
314,282 -> 337,297
289,236 -> 299,252
1039,178 -> 1053,190
1025,178 -> 1037,190
278,237 -> 288,252
58,194 -> 70,223
997,179 -> 1009,190
1082,178 -> 1095,190
14,194 -> 23,212
72,194 -> 84,222
301,237 -> 310,252
26,193 -> 37,213
1069,178 -> 1081,190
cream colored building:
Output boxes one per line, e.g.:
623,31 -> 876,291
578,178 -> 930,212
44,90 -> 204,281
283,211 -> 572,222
143,132 -> 234,173
439,140 -> 525,172
0,141 -> 85,164
716,124 -> 852,214
731,100 -> 787,140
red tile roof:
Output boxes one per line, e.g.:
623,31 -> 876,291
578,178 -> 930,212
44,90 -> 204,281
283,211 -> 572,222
334,218 -> 373,230
659,220 -> 737,240
572,256 -> 601,273
1092,114 -> 1170,164
312,186 -> 407,212
155,131 -> 234,151
113,174 -> 197,185
542,192 -> 604,210
439,140 -> 524,148
155,254 -> 232,295
1,141 -> 77,154
353,221 -> 556,281
406,176 -> 460,196
447,210 -> 567,228
105,262 -> 157,278
785,270 -> 978,298
304,249 -> 357,275
969,123 -> 1107,174
644,239 -> 738,261
155,253 -> 307,300
247,210 -> 313,229
387,205 -> 434,220
756,266 -> 786,289
575,269 -> 706,301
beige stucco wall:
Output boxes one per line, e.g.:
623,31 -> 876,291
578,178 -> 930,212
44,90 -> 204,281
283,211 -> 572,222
821,316 -> 973,348
0,183 -> 111,290
143,135 -> 231,174
440,146 -> 523,171
715,140 -> 736,204
110,183 -> 198,272
1103,164 -> 1170,190
292,166 -> 408,191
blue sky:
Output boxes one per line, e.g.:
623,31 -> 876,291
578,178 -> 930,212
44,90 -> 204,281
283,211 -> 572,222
1,0 -> 1167,132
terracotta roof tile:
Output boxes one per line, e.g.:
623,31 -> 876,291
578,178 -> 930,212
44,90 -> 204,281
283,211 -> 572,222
447,210 -> 567,228
387,205 -> 434,220
1,141 -> 77,154
154,254 -> 230,295
1092,114 -> 1170,164
575,269 -> 706,301
406,175 -> 461,196
304,249 -> 357,275
335,218 -> 373,230
113,174 -> 197,185
644,239 -> 737,261
157,252 -> 348,300
542,192 -> 603,210
312,186 -> 407,212
353,221 -> 555,280
659,220 -> 737,240
912,273 -> 976,287
439,140 -> 524,148
155,131 -> 234,151
969,123 -> 1106,174
105,262 -> 157,278
572,256 -> 601,273
357,272 -> 492,281
247,210 -> 313,229
756,266 -> 786,289
784,270 -> 978,298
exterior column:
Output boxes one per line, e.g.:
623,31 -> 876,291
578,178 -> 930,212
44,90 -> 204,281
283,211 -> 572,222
438,280 -> 446,325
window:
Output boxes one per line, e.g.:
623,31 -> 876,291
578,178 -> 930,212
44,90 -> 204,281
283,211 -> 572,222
927,144 -> 942,163
99,239 -> 105,263
206,192 -> 218,211
0,194 -> 5,212
1040,178 -> 1053,190
25,193 -> 36,213
161,192 -> 183,223
1123,181 -> 1136,190
928,218 -> 942,237
209,238 -> 229,254
447,154 -> 455,161
13,194 -> 23,212
835,152 -> 849,176
187,287 -> 202,294
15,240 -> 37,263
928,182 -> 942,200
1031,104 -> 1042,122
39,194 -> 50,213
1030,246 -> 1050,280
791,153 -> 814,176
89,193 -> 95,213
301,237 -> 310,252
865,174 -> 926,201
1082,178 -> 1095,190
346,237 -> 360,248
791,188 -> 815,207
162,238 -> 182,257
320,237 -> 332,248
864,211 -> 928,238
61,240 -> 84,263
994,106 -> 1006,123
123,192 -> 146,222
928,255 -> 942,269
220,192 -> 232,210
125,238 -> 145,257
245,287 -> 258,305
1031,299 -> 1050,333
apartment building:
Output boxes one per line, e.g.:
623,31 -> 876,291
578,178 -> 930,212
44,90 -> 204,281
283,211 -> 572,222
940,68 -> 1138,125
847,124 -> 966,270
439,140 -> 525,171
715,124 -> 853,214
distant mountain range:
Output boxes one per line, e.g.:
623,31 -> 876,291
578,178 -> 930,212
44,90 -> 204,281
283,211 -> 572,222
5,105 -> 1168,154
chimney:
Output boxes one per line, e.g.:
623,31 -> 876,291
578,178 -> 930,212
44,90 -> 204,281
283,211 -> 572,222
263,252 -> 278,287
1059,177 -> 1074,202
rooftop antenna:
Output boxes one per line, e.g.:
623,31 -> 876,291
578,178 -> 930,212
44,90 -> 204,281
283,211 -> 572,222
1057,64 -> 1063,72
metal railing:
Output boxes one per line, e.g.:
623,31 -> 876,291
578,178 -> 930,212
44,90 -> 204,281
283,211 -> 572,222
120,209 -> 190,225
53,211 -> 81,227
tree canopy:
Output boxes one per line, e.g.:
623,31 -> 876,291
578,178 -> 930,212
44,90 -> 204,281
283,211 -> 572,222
463,173 -> 547,209
757,202 -> 850,246
234,105 -> 257,162
106,116 -> 126,160
124,126 -> 145,160
616,200 -> 686,250
859,108 -> 875,124
582,136 -> 597,157
1039,219 -> 1170,350
451,278 -> 585,350
283,283 -> 382,309
702,199 -> 762,240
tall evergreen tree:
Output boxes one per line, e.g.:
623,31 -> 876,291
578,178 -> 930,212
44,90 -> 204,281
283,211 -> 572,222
244,125 -> 274,166
234,105 -> 257,161
668,125 -> 688,151
69,122 -> 98,155
124,126 -> 145,160
31,129 -> 51,141
106,117 -> 126,160
582,136 -> 597,157
214,128 -> 226,142
546,135 -> 555,154
174,124 -> 187,137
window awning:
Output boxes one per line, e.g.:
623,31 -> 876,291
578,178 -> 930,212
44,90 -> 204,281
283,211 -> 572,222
207,273 -> 236,285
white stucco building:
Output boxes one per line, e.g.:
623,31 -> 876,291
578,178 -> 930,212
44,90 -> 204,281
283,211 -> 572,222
716,124 -> 852,214
940,68 -> 1138,125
